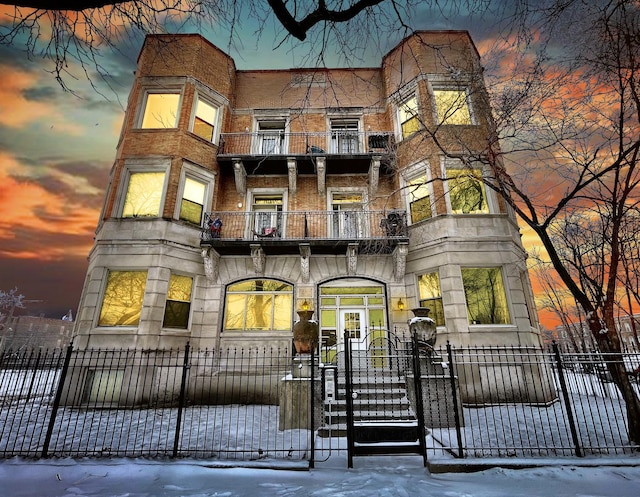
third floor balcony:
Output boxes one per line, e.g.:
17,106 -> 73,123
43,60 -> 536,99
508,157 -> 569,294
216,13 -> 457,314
217,130 -> 395,175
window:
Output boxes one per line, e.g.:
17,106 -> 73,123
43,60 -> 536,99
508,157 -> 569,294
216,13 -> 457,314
331,192 -> 364,238
417,272 -> 445,326
140,93 -> 180,129
251,194 -> 283,237
398,95 -> 420,138
122,171 -> 166,217
179,177 -> 206,225
83,370 -> 124,404
191,97 -> 218,142
98,270 -> 147,326
256,120 -> 286,154
433,89 -> 471,125
461,267 -> 510,324
163,274 -> 192,329
408,175 -> 432,223
331,119 -> 360,153
224,279 -> 293,331
446,168 -> 489,214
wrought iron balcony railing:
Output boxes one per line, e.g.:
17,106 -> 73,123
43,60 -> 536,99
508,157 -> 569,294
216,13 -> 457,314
201,210 -> 408,244
218,131 -> 395,157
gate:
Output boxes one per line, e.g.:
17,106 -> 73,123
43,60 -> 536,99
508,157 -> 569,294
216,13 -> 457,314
343,330 -> 427,467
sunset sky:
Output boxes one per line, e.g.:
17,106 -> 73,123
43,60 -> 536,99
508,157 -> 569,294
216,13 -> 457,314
0,4 -> 557,327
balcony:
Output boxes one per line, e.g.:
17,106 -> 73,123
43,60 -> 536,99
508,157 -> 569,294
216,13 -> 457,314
200,210 -> 408,256
217,131 -> 395,175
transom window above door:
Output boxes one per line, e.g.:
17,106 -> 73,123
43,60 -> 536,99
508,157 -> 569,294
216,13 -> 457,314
330,119 -> 360,154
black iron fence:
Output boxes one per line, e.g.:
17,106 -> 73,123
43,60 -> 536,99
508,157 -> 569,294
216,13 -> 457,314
422,343 -> 640,458
0,344 -> 316,462
1,342 -> 639,463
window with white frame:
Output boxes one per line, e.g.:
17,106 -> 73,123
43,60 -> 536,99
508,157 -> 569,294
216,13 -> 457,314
407,174 -> 433,223
256,120 -> 286,154
224,279 -> 293,331
251,194 -> 283,237
461,267 -> 511,324
176,163 -> 214,226
331,192 -> 365,238
433,89 -> 472,125
445,162 -> 490,214
191,96 -> 218,142
140,92 -> 180,129
398,94 -> 420,139
417,272 -> 445,326
163,274 -> 192,329
330,119 -> 360,153
179,177 -> 207,225
121,170 -> 166,218
98,270 -> 147,326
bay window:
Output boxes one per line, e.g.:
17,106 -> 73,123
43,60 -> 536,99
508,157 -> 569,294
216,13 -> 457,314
433,89 -> 472,125
163,274 -> 192,329
122,171 -> 166,218
98,270 -> 147,326
140,92 -> 180,129
461,267 -> 511,325
417,272 -> 445,326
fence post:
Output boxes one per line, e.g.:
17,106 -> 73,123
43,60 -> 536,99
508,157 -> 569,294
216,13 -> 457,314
25,349 -> 42,402
344,330 -> 355,468
309,345 -> 316,469
552,341 -> 583,457
42,343 -> 73,458
411,332 -> 428,467
446,342 -> 464,458
173,342 -> 191,458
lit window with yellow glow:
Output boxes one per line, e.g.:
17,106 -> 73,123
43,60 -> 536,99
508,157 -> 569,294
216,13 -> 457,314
446,168 -> 489,214
461,267 -> 510,324
180,177 -> 206,225
122,171 -> 166,217
163,274 -> 192,329
417,272 -> 445,326
398,95 -> 420,138
192,97 -> 218,141
224,279 -> 293,331
98,270 -> 147,326
408,175 -> 432,223
434,89 -> 471,125
141,93 -> 180,128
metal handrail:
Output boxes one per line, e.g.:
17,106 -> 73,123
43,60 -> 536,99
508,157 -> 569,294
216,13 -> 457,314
201,209 -> 408,242
218,131 -> 395,156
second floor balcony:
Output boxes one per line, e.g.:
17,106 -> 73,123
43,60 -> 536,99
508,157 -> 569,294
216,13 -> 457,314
201,210 -> 408,256
217,131 -> 395,175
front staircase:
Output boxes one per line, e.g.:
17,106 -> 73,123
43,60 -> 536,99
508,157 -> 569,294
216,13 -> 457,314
318,370 -> 422,450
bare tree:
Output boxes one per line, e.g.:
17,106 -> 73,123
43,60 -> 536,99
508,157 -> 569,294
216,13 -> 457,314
0,1 -> 509,92
479,1 -> 640,442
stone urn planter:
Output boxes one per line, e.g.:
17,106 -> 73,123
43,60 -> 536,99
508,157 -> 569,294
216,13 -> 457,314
409,307 -> 437,347
293,310 -> 319,354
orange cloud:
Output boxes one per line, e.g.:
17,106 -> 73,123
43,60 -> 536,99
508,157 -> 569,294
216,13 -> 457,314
0,64 -> 84,134
0,151 -> 98,260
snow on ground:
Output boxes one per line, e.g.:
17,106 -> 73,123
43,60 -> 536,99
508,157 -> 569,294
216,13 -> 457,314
1,450 -> 640,497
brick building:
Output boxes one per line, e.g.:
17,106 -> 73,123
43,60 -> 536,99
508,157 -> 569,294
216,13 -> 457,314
73,31 -> 542,361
